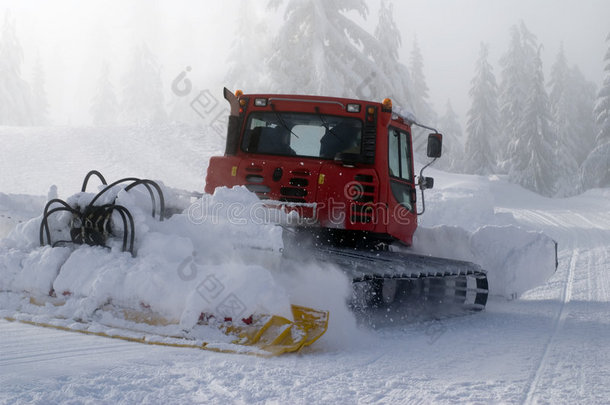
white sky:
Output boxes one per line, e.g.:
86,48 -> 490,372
1,0 -> 608,129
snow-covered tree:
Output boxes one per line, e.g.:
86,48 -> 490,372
509,47 -> 557,196
409,37 -> 436,158
266,0 -> 378,98
581,32 -> 610,190
0,12 -> 32,125
369,0 -> 413,111
580,142 -> 610,190
436,100 -> 464,172
225,0 -> 273,92
547,45 -> 580,195
497,23 -> 537,168
30,54 -> 48,125
464,43 -> 499,175
120,42 -> 166,125
594,32 -> 610,146
569,65 -> 597,163
90,61 -> 119,126
547,45 -> 598,195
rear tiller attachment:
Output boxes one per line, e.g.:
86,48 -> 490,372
39,170 -> 165,255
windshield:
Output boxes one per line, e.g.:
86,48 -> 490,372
241,112 -> 363,159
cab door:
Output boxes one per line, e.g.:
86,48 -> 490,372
386,127 -> 417,245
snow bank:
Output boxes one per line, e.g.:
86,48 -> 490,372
0,192 -> 45,239
412,225 -> 557,299
410,168 -> 559,299
0,186 -> 300,329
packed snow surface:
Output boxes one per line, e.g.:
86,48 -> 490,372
1,126 -> 609,404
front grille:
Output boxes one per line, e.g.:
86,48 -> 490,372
245,174 -> 264,183
280,187 -> 307,197
289,178 -> 308,187
279,170 -> 311,203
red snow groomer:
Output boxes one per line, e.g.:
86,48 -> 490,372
206,89 -> 488,319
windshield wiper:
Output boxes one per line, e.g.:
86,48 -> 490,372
271,104 -> 299,138
315,107 -> 341,140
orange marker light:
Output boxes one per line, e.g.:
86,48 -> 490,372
382,98 -> 392,110
235,89 -> 244,97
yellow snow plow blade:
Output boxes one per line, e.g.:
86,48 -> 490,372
224,305 -> 329,355
14,297 -> 328,357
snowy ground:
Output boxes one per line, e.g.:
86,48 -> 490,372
1,126 -> 609,404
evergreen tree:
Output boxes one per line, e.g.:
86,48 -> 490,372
120,42 -> 166,125
90,61 -> 119,126
266,0 -> 378,98
409,37 -> 436,158
464,43 -> 498,175
581,32 -> 610,190
547,45 -> 598,195
370,0 -> 413,111
594,32 -> 610,145
0,12 -> 32,125
509,47 -> 557,196
547,44 -> 580,194
497,23 -> 537,168
30,54 -> 48,125
569,65 -> 597,163
225,0 -> 272,92
437,100 -> 464,171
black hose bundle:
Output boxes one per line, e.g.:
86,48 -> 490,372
39,170 -> 165,255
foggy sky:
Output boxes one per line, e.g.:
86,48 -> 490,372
1,0 -> 608,129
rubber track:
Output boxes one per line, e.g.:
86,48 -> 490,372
312,246 -> 489,311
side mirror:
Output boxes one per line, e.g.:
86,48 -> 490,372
426,133 -> 443,158
419,176 -> 434,190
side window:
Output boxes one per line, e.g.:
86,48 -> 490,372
388,128 -> 413,181
388,129 -> 400,177
400,131 -> 412,181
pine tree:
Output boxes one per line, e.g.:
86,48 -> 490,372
464,43 -> 498,175
436,100 -> 464,171
581,32 -> 610,190
497,23 -> 538,168
0,12 -> 32,125
90,61 -> 119,126
509,47 -> 557,196
569,65 -> 597,163
547,44 -> 579,194
120,42 -> 166,125
594,32 -> 610,146
266,0 -> 378,98
547,45 -> 598,195
409,37 -> 436,158
30,54 -> 48,125
225,0 -> 272,92
370,0 -> 413,111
